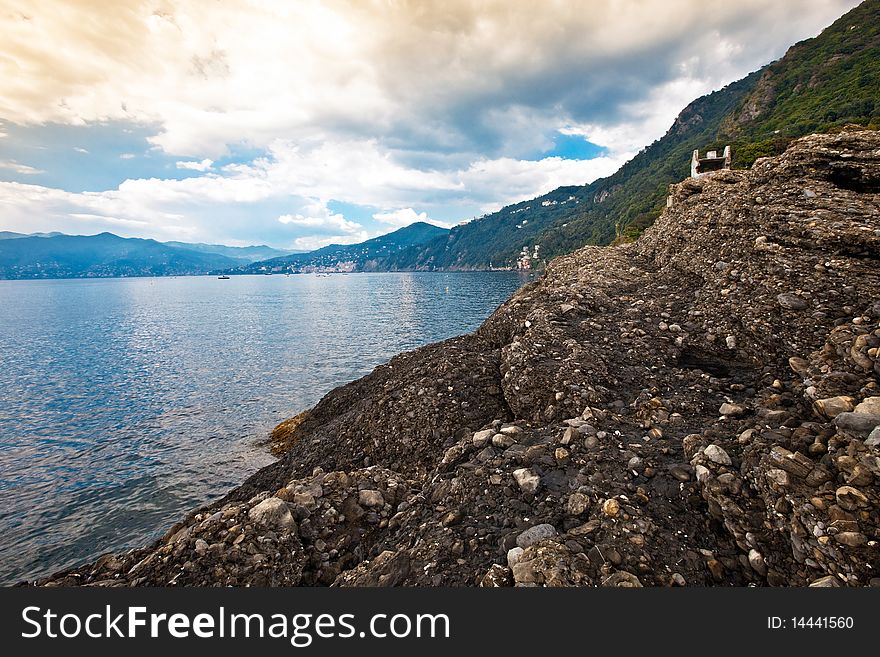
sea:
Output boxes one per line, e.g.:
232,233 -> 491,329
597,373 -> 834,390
0,271 -> 527,584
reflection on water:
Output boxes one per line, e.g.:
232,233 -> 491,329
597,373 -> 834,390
0,271 -> 526,584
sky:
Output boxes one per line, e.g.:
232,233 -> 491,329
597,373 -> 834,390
0,0 -> 863,250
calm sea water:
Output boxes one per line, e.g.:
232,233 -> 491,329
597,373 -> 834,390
0,272 -> 526,584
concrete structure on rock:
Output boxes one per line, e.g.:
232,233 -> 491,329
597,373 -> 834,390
691,146 -> 731,178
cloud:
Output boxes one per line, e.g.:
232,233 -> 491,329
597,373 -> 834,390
0,1 -> 863,245
176,158 -> 213,171
372,208 -> 452,228
0,160 -> 45,175
278,203 -> 363,235
73,147 -> 89,153
292,232 -> 370,251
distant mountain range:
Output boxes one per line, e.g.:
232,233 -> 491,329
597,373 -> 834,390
228,222 -> 449,274
0,224 -> 446,280
0,232 -> 293,280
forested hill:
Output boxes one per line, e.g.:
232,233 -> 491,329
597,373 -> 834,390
385,0 -> 880,270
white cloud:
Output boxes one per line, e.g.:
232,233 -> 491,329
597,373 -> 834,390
372,208 -> 451,228
278,203 -> 362,234
73,147 -> 89,153
176,158 -> 213,171
119,153 -> 135,159
0,160 -> 45,175
293,232 -> 370,251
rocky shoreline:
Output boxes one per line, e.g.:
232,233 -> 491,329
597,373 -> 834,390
32,129 -> 880,587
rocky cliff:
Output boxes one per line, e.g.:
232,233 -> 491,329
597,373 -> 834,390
36,129 -> 880,587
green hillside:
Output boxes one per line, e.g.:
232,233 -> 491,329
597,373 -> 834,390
388,0 -> 880,270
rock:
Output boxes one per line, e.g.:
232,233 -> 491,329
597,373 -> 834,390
441,510 -> 463,527
513,468 -> 540,494
507,547 -> 524,568
248,497 -> 297,533
516,524 -> 557,549
358,490 -> 385,508
194,539 -> 209,556
480,564 -> 512,587
748,549 -> 767,576
492,433 -> 515,448
719,403 -> 745,417
725,335 -> 737,350
560,303 -> 575,314
765,468 -> 790,488
834,412 -> 880,437
835,532 -> 867,547
835,486 -> 869,511
768,446 -> 813,478
808,575 -> 841,587
602,571 -> 643,587
855,397 -> 880,415
777,293 -> 808,310
704,444 -> 732,466
602,498 -> 620,517
813,396 -> 854,418
866,426 -> 880,448
565,492 -> 590,515
472,429 -> 494,448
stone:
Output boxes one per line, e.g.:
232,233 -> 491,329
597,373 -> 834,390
566,492 -> 590,515
768,446 -> 813,478
492,433 -> 515,448
516,523 -> 557,549
834,412 -> 880,437
855,397 -> 880,415
748,549 -> 767,576
719,403 -> 745,417
507,547 -> 524,568
835,486 -> 869,511
248,497 -> 297,533
777,293 -> 808,310
835,532 -> 867,547
765,468 -> 790,487
704,444 -> 732,466
601,571 -> 643,587
725,335 -> 737,350
813,396 -> 854,418
472,429 -> 494,448
559,303 -> 575,314
513,468 -> 540,494
808,575 -> 841,587
602,498 -> 620,517
358,490 -> 385,508
479,564 -> 512,587
194,539 -> 209,556
866,426 -> 880,448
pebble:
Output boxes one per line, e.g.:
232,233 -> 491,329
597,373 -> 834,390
566,492 -> 590,516
507,547 -> 524,568
777,293 -> 808,310
516,524 -> 557,549
813,395 -> 854,418
513,468 -> 540,494
719,403 -> 745,417
248,497 -> 297,533
472,429 -> 494,448
705,444 -> 732,466
808,575 -> 841,587
602,498 -> 620,517
358,490 -> 385,508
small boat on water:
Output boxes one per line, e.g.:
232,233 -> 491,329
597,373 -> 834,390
217,275 -> 230,279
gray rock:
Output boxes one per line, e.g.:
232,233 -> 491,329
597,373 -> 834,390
809,575 -> 841,588
704,444 -> 732,466
358,489 -> 385,508
472,429 -> 494,448
565,492 -> 590,515
834,412 -> 880,437
512,468 -> 540,494
516,523 -> 557,549
248,497 -> 297,533
777,293 -> 808,310
866,426 -> 880,448
719,403 -> 745,417
507,547 -> 524,568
